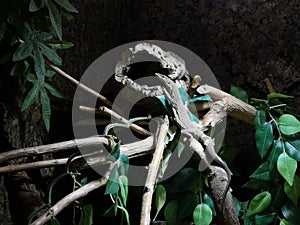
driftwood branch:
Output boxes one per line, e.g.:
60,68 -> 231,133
0,158 -> 68,173
0,136 -> 156,173
208,166 -> 240,225
0,136 -> 110,164
30,172 -> 109,225
140,116 -> 169,225
197,84 -> 256,124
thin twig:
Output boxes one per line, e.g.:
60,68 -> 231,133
0,159 -> 68,173
0,136 -> 156,173
46,60 -> 112,106
0,136 -> 110,164
79,106 -> 104,114
264,78 -> 276,93
99,106 -> 151,136
30,171 -> 110,225
140,116 -> 169,225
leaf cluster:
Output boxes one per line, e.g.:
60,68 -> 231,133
0,0 -> 77,131
241,93 -> 300,225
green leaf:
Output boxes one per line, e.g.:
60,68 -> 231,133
104,164 -> 119,195
50,217 -> 60,225
176,193 -> 199,221
267,140 -> 283,169
255,122 -> 274,159
101,204 -> 117,217
167,168 -> 200,194
154,185 -> 166,220
177,141 -> 185,157
188,111 -> 200,123
244,215 -> 254,225
26,73 -> 37,83
193,204 -> 212,225
46,0 -> 62,40
48,41 -> 74,50
179,87 -> 189,103
267,93 -> 294,100
203,194 -> 216,216
249,161 -> 271,181
39,43 -> 62,65
270,185 -> 285,210
40,88 -> 51,131
33,46 -> 46,83
277,152 -> 297,186
189,95 -> 212,103
285,140 -> 300,161
10,60 -> 29,76
284,175 -> 300,205
119,175 -> 128,207
80,177 -> 87,186
119,155 -> 129,175
253,110 -> 266,128
29,0 -> 45,12
230,85 -> 248,103
164,192 -> 199,224
279,114 -> 300,135
79,204 -> 93,225
254,212 -> 276,225
156,96 -> 174,117
242,179 -> 270,191
164,200 -> 178,225
52,0 -> 78,13
107,142 -> 120,161
44,83 -> 65,98
233,196 -> 242,216
246,191 -> 272,217
13,41 -> 33,61
251,98 -> 268,105
21,83 -> 40,111
281,200 -> 300,224
280,218 -> 295,225
35,31 -> 53,42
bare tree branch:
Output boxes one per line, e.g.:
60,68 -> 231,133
197,84 -> 256,124
0,136 -> 156,173
0,136 -> 110,164
140,116 -> 169,225
46,60 -> 112,106
0,158 -> 68,173
30,173 -> 109,225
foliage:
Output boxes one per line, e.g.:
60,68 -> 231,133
240,92 -> 300,225
103,141 -> 130,225
0,0 -> 77,131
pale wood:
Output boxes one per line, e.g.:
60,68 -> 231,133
197,84 -> 257,124
0,136 -> 155,173
30,175 -> 109,225
0,158 -> 68,173
47,60 -> 112,106
140,116 -> 169,225
0,136 -> 109,164
99,106 -> 151,136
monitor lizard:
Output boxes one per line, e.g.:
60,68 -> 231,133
154,73 -> 231,208
114,43 -> 231,208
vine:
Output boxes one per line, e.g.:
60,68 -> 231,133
0,0 -> 78,131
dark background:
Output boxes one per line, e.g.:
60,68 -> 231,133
1,0 -> 300,224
